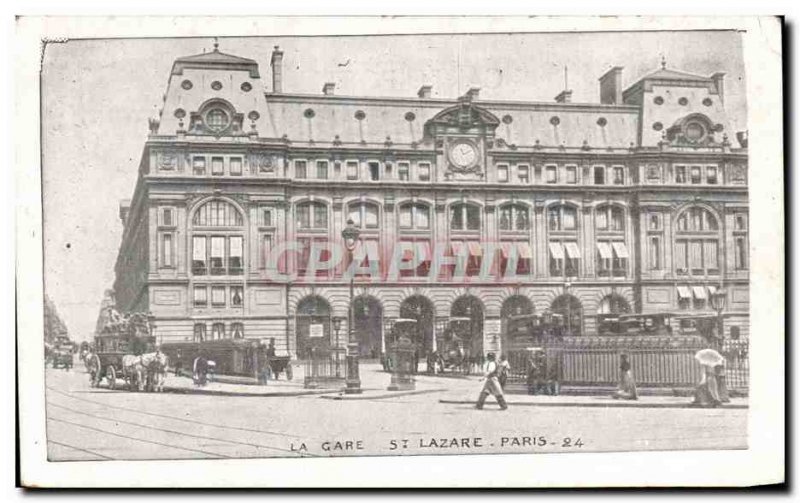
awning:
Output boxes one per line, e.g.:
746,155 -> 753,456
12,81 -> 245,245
400,242 -> 415,262
564,242 -> 581,259
596,242 -> 613,260
707,285 -> 717,296
500,242 -> 514,259
517,242 -> 533,259
692,286 -> 707,299
677,286 -> 692,299
612,242 -> 630,259
549,242 -> 564,260
467,242 -> 483,257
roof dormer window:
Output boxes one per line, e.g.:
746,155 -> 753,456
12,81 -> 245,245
206,108 -> 230,131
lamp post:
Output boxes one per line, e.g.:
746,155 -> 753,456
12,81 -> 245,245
332,315 -> 345,377
708,285 -> 728,349
342,218 -> 362,394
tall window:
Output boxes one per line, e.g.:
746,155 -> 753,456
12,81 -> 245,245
316,160 -> 329,180
399,203 -> 431,230
193,323 -> 206,342
230,157 -> 242,176
296,202 -> 328,230
734,212 -> 748,270
211,157 -> 224,176
675,206 -> 720,276
348,202 -> 380,229
192,200 -> 245,277
450,203 -> 481,231
548,205 -> 578,231
368,161 -> 381,181
612,166 -> 625,185
546,165 -> 558,184
418,163 -> 431,182
346,161 -> 359,180
295,160 -> 307,179
193,156 -> 206,175
211,322 -> 226,340
517,165 -> 530,184
593,166 -> 605,185
231,322 -> 244,338
498,204 -> 530,231
595,205 -> 625,232
565,165 -> 577,184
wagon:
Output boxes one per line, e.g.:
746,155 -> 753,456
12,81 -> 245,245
161,339 -> 294,383
90,331 -> 156,390
51,345 -> 74,370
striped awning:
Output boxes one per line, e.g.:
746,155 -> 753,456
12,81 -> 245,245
517,242 -> 533,259
692,286 -> 707,299
596,242 -> 613,260
467,242 -> 483,257
549,242 -> 565,260
564,242 -> 581,259
677,286 -> 692,299
612,242 -> 630,259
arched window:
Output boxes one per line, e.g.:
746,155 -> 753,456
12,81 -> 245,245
399,203 -> 431,230
675,206 -> 721,278
595,205 -> 625,232
192,200 -> 243,227
295,296 -> 332,357
676,207 -> 719,232
296,201 -> 328,230
550,294 -> 583,337
347,202 -> 380,229
191,200 -> 245,276
449,203 -> 481,231
499,204 -> 530,231
548,205 -> 578,231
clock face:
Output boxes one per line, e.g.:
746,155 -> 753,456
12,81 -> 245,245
449,141 -> 479,168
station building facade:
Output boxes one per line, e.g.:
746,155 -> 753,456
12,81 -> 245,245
112,46 -> 749,358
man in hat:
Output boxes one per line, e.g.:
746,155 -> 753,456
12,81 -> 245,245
475,352 -> 508,410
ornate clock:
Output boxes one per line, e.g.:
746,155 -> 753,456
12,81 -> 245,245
448,140 -> 480,172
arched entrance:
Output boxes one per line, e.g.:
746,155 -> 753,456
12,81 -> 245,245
399,295 -> 435,354
353,296 -> 383,359
550,294 -> 583,337
450,295 -> 485,361
295,295 -> 331,358
500,295 -> 534,352
597,294 -> 631,314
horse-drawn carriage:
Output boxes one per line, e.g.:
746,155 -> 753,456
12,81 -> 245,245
49,335 -> 74,370
87,311 -> 167,391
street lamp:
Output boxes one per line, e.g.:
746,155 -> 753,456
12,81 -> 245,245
708,285 -> 728,348
342,218 -> 362,394
332,315 -> 346,377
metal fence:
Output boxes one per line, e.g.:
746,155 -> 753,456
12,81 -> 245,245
506,337 -> 749,391
303,348 -> 346,389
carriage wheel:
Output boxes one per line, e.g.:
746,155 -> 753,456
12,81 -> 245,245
107,366 -> 117,390
285,364 -> 293,381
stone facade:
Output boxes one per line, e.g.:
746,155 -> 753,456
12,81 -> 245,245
112,47 -> 749,358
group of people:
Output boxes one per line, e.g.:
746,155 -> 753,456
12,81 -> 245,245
474,350 -> 732,410
612,352 -> 731,407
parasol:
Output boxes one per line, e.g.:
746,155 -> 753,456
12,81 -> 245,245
694,348 -> 725,367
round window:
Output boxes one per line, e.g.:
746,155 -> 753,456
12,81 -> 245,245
653,96 -> 664,105
703,97 -> 713,107
211,81 -> 223,91
241,82 -> 252,92
248,110 -> 260,121
205,108 -> 230,131
684,121 -> 706,142
354,110 -> 366,120
181,79 -> 193,90
304,108 -> 316,119
597,117 -> 608,127
174,108 -> 186,119
502,114 -> 513,125
404,112 -> 416,122
652,122 -> 663,131
678,97 -> 689,106
549,116 -> 560,126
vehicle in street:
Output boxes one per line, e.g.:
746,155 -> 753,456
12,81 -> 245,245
50,336 -> 75,370
90,311 -> 157,390
161,339 -> 294,382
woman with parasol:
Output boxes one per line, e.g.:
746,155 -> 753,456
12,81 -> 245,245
612,353 -> 638,400
691,348 -> 725,407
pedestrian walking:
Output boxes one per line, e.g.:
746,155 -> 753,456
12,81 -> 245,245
193,354 -> 209,386
691,364 -> 722,407
612,353 -> 638,400
475,352 -> 508,410
497,353 -> 511,390
715,363 -> 730,403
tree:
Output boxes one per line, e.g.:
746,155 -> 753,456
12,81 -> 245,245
43,295 -> 68,344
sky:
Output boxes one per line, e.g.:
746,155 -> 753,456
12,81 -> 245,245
41,31 -> 746,342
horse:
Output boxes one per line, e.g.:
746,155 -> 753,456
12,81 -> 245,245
141,351 -> 168,392
121,354 -> 146,391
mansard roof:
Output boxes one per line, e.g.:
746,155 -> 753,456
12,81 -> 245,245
171,48 -> 260,78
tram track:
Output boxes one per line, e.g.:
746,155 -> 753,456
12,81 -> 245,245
47,400 -> 313,458
46,385 -> 314,441
46,439 -> 116,461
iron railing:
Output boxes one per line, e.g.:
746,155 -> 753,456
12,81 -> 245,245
303,348 -> 346,389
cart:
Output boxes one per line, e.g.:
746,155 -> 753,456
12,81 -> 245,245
91,312 -> 156,390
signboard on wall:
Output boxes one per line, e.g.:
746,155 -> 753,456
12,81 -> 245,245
484,318 -> 501,352
309,324 -> 324,338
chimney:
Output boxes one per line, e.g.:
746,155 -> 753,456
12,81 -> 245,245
711,72 -> 725,104
555,89 -> 573,103
270,45 -> 284,93
465,87 -> 480,101
322,82 -> 335,96
119,200 -> 131,227
417,85 -> 432,99
599,66 -> 624,105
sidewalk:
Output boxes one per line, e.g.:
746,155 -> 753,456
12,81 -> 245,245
438,393 -> 749,409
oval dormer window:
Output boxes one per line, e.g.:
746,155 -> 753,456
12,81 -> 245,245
205,108 -> 230,132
